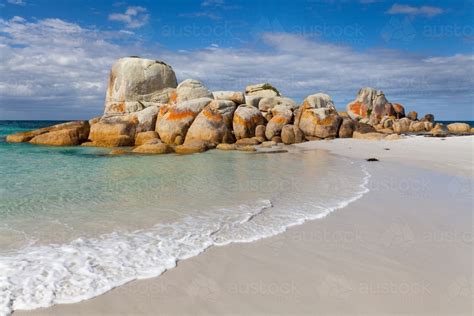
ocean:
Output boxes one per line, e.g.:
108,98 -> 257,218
0,118 -> 423,314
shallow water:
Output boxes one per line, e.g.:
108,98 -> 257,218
0,121 -> 370,314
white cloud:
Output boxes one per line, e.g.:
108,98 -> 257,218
108,6 -> 149,29
0,17 -> 472,120
387,4 -> 444,17
201,0 -> 224,6
7,0 -> 26,6
179,12 -> 222,20
161,33 -> 473,119
0,16 -> 136,119
201,0 -> 240,10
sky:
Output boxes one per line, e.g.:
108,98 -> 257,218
0,0 -> 473,120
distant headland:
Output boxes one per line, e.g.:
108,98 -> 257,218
6,56 -> 474,154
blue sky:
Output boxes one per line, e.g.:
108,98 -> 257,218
0,0 -> 473,120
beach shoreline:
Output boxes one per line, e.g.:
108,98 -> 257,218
16,136 -> 473,316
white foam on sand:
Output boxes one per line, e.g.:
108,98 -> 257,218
0,162 -> 371,316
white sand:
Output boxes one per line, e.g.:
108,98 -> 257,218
18,136 -> 474,315
296,135 -> 474,177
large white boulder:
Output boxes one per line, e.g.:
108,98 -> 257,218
104,57 -> 177,114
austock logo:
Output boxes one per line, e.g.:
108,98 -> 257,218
185,274 -> 221,301
381,16 -> 416,44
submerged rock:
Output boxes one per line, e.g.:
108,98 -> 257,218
236,145 -> 257,152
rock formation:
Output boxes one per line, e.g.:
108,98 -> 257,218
297,94 -> 341,139
104,57 -> 177,114
7,57 -> 471,154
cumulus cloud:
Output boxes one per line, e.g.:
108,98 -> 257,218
387,4 -> 444,17
7,0 -> 26,5
0,17 -> 472,120
108,6 -> 149,29
0,16 -> 137,119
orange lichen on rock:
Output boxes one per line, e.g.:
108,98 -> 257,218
167,109 -> 196,121
202,109 -> 223,122
128,115 -> 139,125
349,101 -> 362,116
233,114 -> 251,128
316,115 -> 334,126
272,116 -> 287,124
169,90 -> 177,104
392,103 -> 404,111
116,101 -> 125,113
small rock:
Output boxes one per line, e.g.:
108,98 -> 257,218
174,140 -> 209,154
421,114 -> 435,122
253,136 -> 266,143
392,117 -> 411,134
338,118 -> 355,138
109,149 -> 128,155
366,158 -> 379,162
135,131 -> 159,146
352,131 -> 385,140
281,125 -> 295,144
255,125 -> 266,139
271,136 -> 282,143
236,138 -> 260,146
406,111 -> 418,121
132,143 -> 171,154
216,143 -> 236,150
260,141 -> 276,148
447,123 -> 470,134
236,145 -> 256,152
385,134 -> 403,140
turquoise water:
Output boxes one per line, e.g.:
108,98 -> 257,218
0,121 -> 371,314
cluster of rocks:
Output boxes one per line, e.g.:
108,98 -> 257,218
7,57 -> 473,154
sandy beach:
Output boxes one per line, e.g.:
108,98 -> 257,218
17,136 -> 473,316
